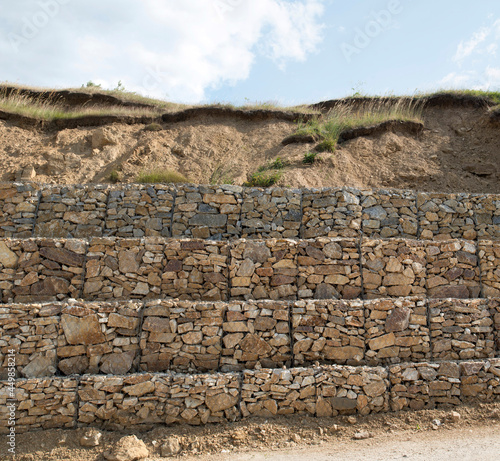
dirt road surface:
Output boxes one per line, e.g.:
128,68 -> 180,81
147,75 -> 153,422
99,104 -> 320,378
188,425 -> 500,461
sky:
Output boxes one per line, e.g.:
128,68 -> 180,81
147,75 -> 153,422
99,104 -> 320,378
1,0 -> 500,105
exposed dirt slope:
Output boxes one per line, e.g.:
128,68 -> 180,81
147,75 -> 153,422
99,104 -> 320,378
0,95 -> 499,192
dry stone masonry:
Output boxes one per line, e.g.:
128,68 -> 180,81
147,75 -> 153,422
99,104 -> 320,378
172,184 -> 242,240
460,359 -> 500,401
426,240 -> 480,299
140,299 -> 224,373
105,184 -> 174,238
241,188 -> 302,239
361,239 -> 427,299
473,194 -> 500,241
291,299 -> 364,366
0,183 -> 39,238
429,299 -> 495,361
221,300 -> 291,371
35,185 -> 109,238
364,297 -> 430,366
361,189 -> 418,239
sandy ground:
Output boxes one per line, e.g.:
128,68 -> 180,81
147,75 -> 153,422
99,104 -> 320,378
192,425 -> 500,461
5,403 -> 500,460
1,103 -> 499,192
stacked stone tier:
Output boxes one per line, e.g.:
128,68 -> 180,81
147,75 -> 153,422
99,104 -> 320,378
1,183 -> 499,241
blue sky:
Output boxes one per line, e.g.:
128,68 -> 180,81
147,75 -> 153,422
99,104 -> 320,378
1,0 -> 500,104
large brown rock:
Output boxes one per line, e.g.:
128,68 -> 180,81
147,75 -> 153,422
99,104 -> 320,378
118,250 -> 139,274
240,334 -> 273,356
39,246 -> 84,266
206,392 -> 238,412
0,241 -> 18,268
61,314 -> 105,345
31,277 -> 70,296
104,435 -> 149,461
243,242 -> 271,263
100,351 -> 135,375
59,356 -> 89,375
385,307 -> 411,332
21,356 -> 56,378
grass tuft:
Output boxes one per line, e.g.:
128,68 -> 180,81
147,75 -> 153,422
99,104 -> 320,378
109,170 -> 120,183
136,169 -> 189,184
303,152 -> 319,164
294,98 -> 423,152
244,170 -> 283,187
144,122 -> 162,131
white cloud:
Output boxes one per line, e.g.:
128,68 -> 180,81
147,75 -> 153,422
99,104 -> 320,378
453,26 -> 490,62
0,0 -> 325,102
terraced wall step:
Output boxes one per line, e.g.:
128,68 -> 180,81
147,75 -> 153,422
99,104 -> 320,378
1,359 -> 499,432
1,183 -> 499,240
1,297 -> 498,379
1,237 -> 499,303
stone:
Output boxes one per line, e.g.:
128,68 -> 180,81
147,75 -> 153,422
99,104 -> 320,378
80,429 -> 102,447
59,356 -> 89,375
368,333 -> 395,350
108,313 -> 138,331
353,431 -> 372,440
206,392 -> 238,412
161,437 -> 182,456
123,381 -> 155,397
429,285 -> 469,299
385,307 -> 411,332
100,352 -> 135,375
449,411 -> 461,423
21,356 -> 55,378
243,242 -> 271,263
237,259 -> 256,277
188,214 -> 227,227
314,283 -> 339,299
39,246 -> 85,266
329,397 -> 358,410
316,397 -> 333,417
61,314 -> 105,345
31,277 -> 70,297
104,435 -> 149,461
92,127 -> 118,149
240,334 -> 273,356
363,381 -> 386,397
118,250 -> 139,274
0,241 -> 18,268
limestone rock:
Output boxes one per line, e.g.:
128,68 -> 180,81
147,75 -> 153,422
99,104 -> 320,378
161,437 -> 182,456
100,351 -> 135,375
21,356 -> 56,378
385,307 -> 411,332
59,356 -> 89,375
206,392 -> 238,412
0,241 -> 18,268
104,435 -> 149,461
80,429 -> 102,447
61,314 -> 105,345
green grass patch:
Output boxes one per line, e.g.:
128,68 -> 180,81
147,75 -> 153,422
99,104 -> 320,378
294,98 -> 423,152
303,152 -> 319,164
136,169 -> 189,184
109,170 -> 120,183
244,170 -> 283,187
144,122 -> 162,131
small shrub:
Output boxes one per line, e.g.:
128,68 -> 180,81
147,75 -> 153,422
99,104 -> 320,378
136,169 -> 189,184
303,152 -> 318,164
257,157 -> 288,172
245,170 -> 283,187
144,122 -> 162,131
109,170 -> 120,183
316,139 -> 336,153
